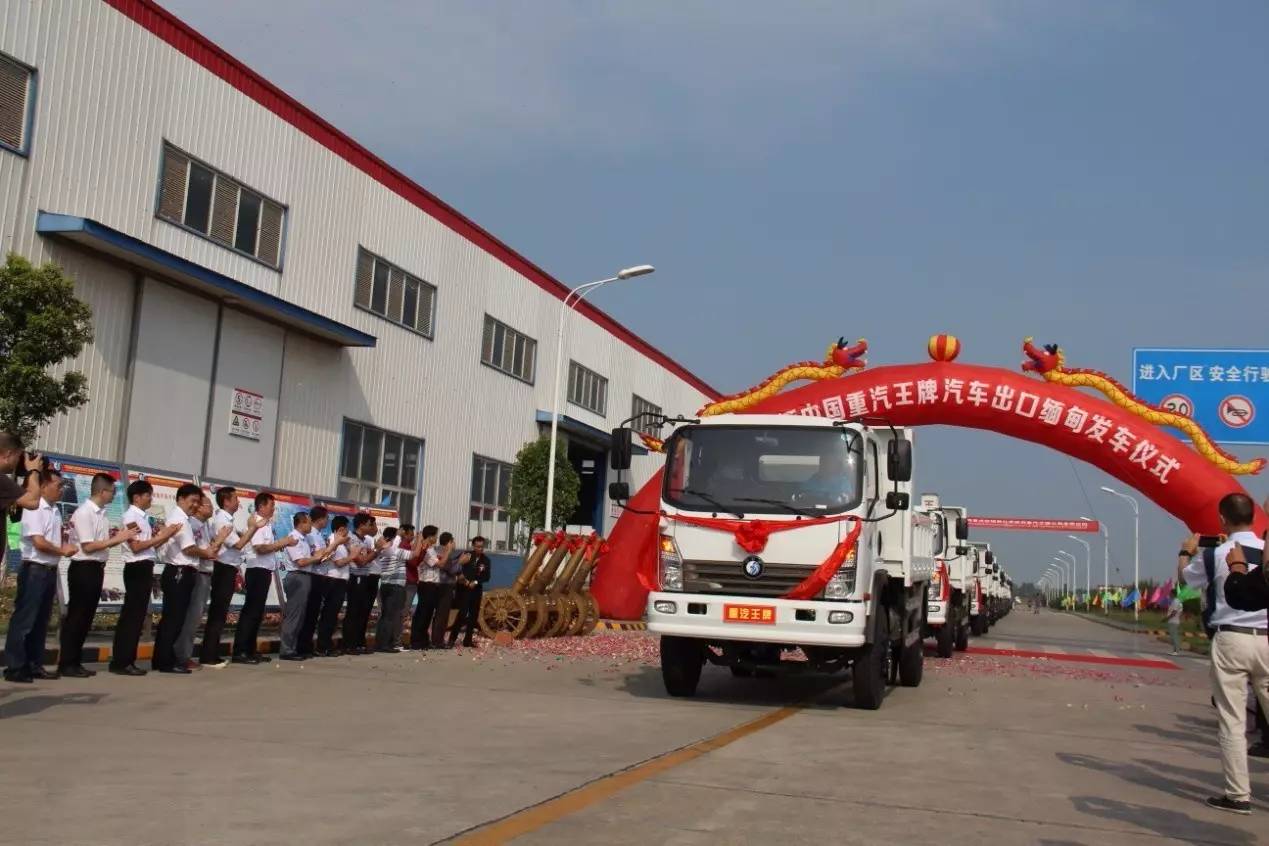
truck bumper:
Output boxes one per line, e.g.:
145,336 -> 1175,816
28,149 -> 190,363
927,600 -> 948,626
646,592 -> 868,647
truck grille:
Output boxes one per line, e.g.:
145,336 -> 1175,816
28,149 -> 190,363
683,560 -> 817,599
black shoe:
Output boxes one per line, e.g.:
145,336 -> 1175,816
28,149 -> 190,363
1249,742 -> 1269,760
231,655 -> 255,665
109,664 -> 147,677
328,649 -> 344,657
254,654 -> 272,663
1205,796 -> 1251,815
157,666 -> 192,674
3,669 -> 33,684
376,647 -> 402,654
59,665 -> 95,678
280,653 -> 306,662
31,667 -> 60,680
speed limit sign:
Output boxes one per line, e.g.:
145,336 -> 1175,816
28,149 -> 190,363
1160,394 -> 1193,417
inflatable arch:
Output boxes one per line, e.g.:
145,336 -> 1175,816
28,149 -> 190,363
592,337 -> 1268,620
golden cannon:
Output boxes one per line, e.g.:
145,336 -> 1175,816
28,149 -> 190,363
478,531 -> 605,640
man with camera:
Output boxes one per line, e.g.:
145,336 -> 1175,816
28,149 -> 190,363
0,432 -> 45,562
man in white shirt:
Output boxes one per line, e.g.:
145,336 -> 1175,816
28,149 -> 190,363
174,495 -> 225,670
279,511 -> 333,660
341,512 -> 382,654
314,515 -> 353,656
297,506 -> 334,658
1178,493 -> 1269,815
109,479 -> 181,676
3,470 -> 77,683
232,492 -> 294,664
58,473 -> 138,678
198,486 -> 261,668
413,531 -> 456,650
152,486 -> 228,674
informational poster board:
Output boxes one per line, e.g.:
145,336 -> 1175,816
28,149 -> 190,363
367,506 -> 400,533
317,499 -> 358,542
49,455 -> 127,610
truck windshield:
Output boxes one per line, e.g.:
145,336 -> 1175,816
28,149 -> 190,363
663,425 -> 864,516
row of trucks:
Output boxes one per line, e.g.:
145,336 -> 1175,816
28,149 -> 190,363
609,412 -> 1015,710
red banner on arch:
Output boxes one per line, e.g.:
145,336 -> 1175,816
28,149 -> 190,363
967,517 -> 1100,533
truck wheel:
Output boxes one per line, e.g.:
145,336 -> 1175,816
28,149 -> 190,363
898,634 -> 924,687
935,621 -> 955,659
851,612 -> 890,710
971,616 -> 985,637
661,636 -> 704,697
954,623 -> 969,652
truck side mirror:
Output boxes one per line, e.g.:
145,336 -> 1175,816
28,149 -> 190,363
885,491 -> 910,511
984,550 -> 995,567
608,481 -> 630,502
610,428 -> 633,471
955,517 -> 969,540
955,545 -> 969,556
887,439 -> 912,482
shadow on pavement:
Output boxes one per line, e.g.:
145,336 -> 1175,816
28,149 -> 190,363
618,665 -> 847,710
0,691 -> 107,720
1134,722 -> 1220,750
1177,714 -> 1219,732
1070,796 -> 1256,846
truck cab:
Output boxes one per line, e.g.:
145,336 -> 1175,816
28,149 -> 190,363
920,497 -> 972,658
968,541 -> 993,636
613,413 -> 935,710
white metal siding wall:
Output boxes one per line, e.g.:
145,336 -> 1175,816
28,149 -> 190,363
0,0 -> 711,536
203,309 -> 285,486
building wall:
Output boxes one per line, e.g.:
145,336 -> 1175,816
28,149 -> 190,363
0,0 -> 710,543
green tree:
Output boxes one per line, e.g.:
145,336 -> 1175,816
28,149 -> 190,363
0,253 -> 94,442
507,435 -> 580,549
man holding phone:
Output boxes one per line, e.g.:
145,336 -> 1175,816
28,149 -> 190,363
110,479 -> 181,676
1178,493 -> 1268,815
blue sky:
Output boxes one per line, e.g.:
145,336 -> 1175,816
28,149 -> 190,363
163,0 -> 1269,589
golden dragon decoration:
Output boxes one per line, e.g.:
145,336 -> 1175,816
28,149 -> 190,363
1022,338 -> 1265,476
636,339 -> 868,453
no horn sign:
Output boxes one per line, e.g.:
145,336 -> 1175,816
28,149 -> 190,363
1133,348 -> 1269,445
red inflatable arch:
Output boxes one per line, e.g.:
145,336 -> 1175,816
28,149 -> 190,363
593,359 -> 1268,620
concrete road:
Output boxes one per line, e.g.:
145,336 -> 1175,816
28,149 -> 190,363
0,611 -> 1260,845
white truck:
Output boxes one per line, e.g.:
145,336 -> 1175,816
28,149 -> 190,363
610,413 -> 936,710
968,541 -> 993,635
919,496 -> 972,658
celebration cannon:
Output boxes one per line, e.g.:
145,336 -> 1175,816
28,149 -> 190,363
478,531 -> 606,640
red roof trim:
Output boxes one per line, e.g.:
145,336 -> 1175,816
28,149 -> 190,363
103,0 -> 718,399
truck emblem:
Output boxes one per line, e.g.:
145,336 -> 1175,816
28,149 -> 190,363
742,556 -> 764,579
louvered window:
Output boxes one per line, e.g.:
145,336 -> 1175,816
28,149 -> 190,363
481,315 -> 537,384
353,247 -> 436,339
568,361 -> 608,416
0,52 -> 33,154
631,395 -> 662,435
155,143 -> 286,268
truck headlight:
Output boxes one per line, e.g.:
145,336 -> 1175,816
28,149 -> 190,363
823,550 -> 857,600
658,534 -> 683,592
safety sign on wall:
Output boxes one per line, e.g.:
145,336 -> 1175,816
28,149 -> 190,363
229,386 -> 265,441
1132,348 -> 1269,445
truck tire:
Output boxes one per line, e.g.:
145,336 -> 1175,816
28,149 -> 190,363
935,621 -> 955,659
898,633 -> 924,687
954,622 -> 969,652
851,610 -> 890,710
971,615 -> 986,637
661,636 -> 704,697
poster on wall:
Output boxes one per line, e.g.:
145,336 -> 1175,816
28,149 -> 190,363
367,505 -> 400,533
228,387 -> 265,441
49,456 -> 127,610
317,499 -> 358,543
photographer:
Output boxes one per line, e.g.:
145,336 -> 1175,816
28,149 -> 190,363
0,432 -> 44,561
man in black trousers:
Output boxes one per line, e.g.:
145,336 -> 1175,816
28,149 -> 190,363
447,535 -> 491,648
232,492 -> 292,663
110,479 -> 180,676
199,486 -> 261,667
152,485 -> 225,674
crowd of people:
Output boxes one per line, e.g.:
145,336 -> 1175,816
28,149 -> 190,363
0,432 -> 491,683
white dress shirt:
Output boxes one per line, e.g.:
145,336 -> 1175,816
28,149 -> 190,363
70,499 -> 110,563
419,545 -> 442,584
283,529 -> 312,572
161,505 -> 199,569
121,504 -> 155,564
1182,530 -> 1268,630
212,508 -> 243,567
20,498 -> 63,566
326,541 -> 351,581
348,532 -> 372,577
190,518 -> 215,574
243,524 -> 277,571
307,528 -> 329,577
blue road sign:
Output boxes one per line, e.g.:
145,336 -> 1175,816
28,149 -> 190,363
1132,348 -> 1269,445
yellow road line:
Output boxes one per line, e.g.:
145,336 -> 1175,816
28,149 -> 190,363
449,704 -> 803,844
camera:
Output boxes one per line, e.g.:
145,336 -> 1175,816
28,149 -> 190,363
13,451 -> 51,482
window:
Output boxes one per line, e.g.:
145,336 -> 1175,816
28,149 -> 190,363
354,247 -> 436,338
470,455 -> 513,551
157,144 -> 285,268
481,315 -> 537,383
0,52 -> 34,155
631,395 -> 662,436
338,420 -> 423,522
567,361 -> 608,416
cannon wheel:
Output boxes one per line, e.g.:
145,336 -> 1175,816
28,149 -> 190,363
523,595 -> 550,639
478,590 -> 530,640
579,592 -> 600,636
542,596 -> 572,638
563,592 -> 587,636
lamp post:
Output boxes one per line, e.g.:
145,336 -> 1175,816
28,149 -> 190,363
1043,566 -> 1062,607
1067,535 -> 1092,610
1083,515 -> 1110,615
1055,553 -> 1075,609
544,265 -> 655,530
1102,486 -> 1141,623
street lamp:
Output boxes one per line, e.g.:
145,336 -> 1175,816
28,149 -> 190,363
1043,566 -> 1062,606
1068,535 -> 1092,610
1083,515 -> 1110,615
1045,563 -> 1065,605
544,265 -> 656,530
1054,553 -> 1075,609
1102,486 -> 1141,622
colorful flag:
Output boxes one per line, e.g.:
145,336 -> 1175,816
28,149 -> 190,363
1121,588 -> 1140,609
1092,592 -> 1102,608
1177,584 -> 1200,602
